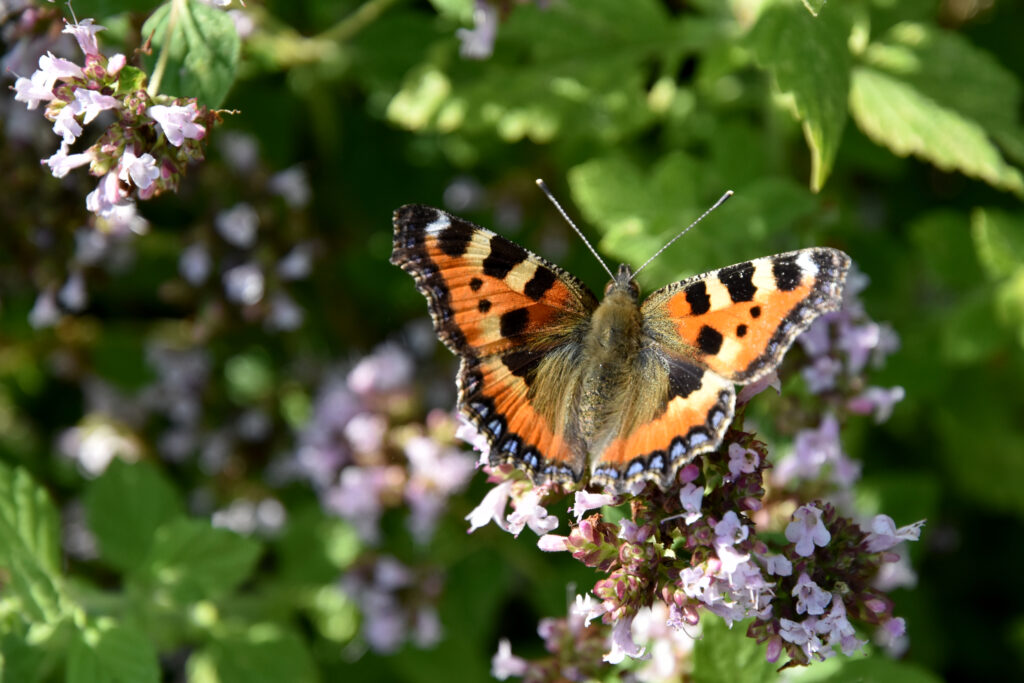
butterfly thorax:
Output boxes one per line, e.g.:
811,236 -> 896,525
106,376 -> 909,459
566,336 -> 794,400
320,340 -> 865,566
575,267 -> 644,449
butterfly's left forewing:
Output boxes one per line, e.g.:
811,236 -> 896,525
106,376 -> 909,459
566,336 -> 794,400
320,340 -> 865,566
391,205 -> 599,486
641,248 -> 850,383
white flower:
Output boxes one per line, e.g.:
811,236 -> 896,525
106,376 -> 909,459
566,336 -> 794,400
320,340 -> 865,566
491,638 -> 527,680
215,202 -> 259,248
63,18 -> 105,57
793,573 -> 831,616
765,554 -> 793,576
71,88 -> 119,123
572,490 -> 617,522
222,262 -> 265,305
85,172 -> 128,217
863,514 -> 925,552
785,504 -> 831,557
148,103 -> 206,146
13,71 -> 56,109
38,52 -> 84,87
118,150 -> 160,190
603,615 -> 647,664
44,145 -> 92,178
52,105 -> 83,144
465,480 -> 512,533
679,482 -> 703,524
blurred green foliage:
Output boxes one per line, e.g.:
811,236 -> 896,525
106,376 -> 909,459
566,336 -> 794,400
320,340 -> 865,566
2,0 -> 1024,680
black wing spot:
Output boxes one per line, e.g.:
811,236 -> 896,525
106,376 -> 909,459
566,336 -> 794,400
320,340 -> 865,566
685,281 -> 711,315
696,325 -> 724,355
750,305 -> 761,318
469,277 -> 483,292
772,255 -> 802,291
500,308 -> 529,338
502,349 -> 543,387
438,220 -> 474,257
719,262 -> 756,302
482,236 -> 528,279
736,323 -> 748,338
524,267 -> 557,301
667,359 -> 703,399
478,299 -> 492,313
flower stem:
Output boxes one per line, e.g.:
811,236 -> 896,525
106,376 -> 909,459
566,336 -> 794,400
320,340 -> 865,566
148,0 -> 186,97
320,0 -> 402,43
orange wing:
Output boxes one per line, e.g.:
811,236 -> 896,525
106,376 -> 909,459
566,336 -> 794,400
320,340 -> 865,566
391,205 -> 598,485
641,248 -> 850,383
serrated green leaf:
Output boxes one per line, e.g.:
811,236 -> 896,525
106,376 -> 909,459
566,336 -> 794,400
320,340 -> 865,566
862,22 -> 1020,136
186,626 -> 317,683
144,518 -> 261,602
0,463 -> 67,624
84,460 -> 184,573
693,616 -> 777,683
749,2 -> 851,191
142,0 -> 240,107
970,208 -> 1024,281
850,66 -> 1024,195
66,622 -> 160,683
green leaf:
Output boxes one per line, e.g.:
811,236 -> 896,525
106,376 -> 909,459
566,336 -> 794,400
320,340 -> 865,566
0,617 -> 61,683
862,23 -> 1020,136
0,463 -> 67,624
388,0 -> 701,143
821,655 -> 944,683
142,0 -> 240,107
66,621 -> 160,683
850,66 -> 1024,196
749,2 -> 852,191
971,208 -> 1024,281
692,616 -> 777,683
186,626 -> 317,683
144,518 -> 261,602
84,460 -> 184,573
427,0 -> 474,23
114,66 -> 148,97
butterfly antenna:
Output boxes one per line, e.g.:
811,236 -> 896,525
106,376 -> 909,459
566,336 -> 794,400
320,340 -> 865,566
535,179 -> 615,281
631,190 -> 734,280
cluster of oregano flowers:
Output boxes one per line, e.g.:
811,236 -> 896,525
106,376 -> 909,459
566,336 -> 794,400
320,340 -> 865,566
12,15 -> 220,231
463,275 -> 923,678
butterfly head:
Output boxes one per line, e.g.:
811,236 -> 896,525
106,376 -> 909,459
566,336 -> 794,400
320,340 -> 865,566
603,263 -> 640,301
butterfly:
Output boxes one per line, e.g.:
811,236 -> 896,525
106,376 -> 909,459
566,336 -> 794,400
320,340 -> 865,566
391,201 -> 850,494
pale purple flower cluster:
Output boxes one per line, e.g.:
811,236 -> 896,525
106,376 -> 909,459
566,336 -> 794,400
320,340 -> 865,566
797,267 -> 903,420
11,17 -> 216,231
292,342 -> 475,545
341,556 -> 443,653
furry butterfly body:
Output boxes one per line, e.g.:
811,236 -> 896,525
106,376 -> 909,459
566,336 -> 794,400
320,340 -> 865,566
392,204 -> 850,494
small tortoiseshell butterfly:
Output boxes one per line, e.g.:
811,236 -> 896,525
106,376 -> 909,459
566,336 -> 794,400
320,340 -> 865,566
392,196 -> 850,494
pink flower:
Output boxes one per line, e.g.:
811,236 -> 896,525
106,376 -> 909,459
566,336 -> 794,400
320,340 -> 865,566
38,52 -> 85,87
571,593 -> 607,626
785,504 -> 831,557
63,18 -> 106,57
85,172 -> 128,217
793,573 -> 831,616
72,88 -> 119,123
491,639 -> 528,680
863,514 -> 925,552
847,385 -> 905,423
118,150 -> 159,190
727,443 -> 759,477
456,1 -> 499,60
779,617 -> 823,660
106,53 -> 127,76
572,490 -> 617,521
815,596 -> 864,655
465,480 -> 512,533
148,103 -> 206,146
736,370 -> 780,404
44,145 -> 92,178
537,533 -> 569,552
